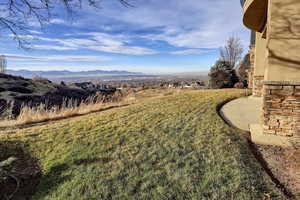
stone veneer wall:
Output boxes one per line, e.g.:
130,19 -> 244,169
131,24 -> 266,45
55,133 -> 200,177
252,75 -> 264,97
263,81 -> 300,137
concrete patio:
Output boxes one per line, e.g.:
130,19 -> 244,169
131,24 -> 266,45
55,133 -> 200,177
220,96 -> 293,147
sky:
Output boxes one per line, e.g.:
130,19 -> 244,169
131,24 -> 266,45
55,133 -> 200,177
0,0 -> 250,73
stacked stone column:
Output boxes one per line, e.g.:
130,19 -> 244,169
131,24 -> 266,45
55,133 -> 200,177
263,81 -> 300,137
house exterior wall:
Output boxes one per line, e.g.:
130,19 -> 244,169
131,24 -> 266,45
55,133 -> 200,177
253,32 -> 267,97
247,45 -> 255,89
265,0 -> 300,82
243,0 -> 300,138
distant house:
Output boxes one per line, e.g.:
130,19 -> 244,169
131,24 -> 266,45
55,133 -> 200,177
191,81 -> 206,89
0,55 -> 7,74
183,85 -> 192,89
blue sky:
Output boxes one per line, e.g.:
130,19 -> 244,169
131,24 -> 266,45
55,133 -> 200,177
0,0 -> 250,73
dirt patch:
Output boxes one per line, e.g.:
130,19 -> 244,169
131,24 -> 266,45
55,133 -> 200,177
254,144 -> 300,199
0,142 -> 41,200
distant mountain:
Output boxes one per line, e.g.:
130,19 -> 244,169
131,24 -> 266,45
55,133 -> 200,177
7,69 -> 143,78
6,69 -> 156,82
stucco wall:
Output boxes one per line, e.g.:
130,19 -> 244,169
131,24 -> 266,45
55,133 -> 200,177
254,32 -> 266,77
265,0 -> 300,81
251,32 -> 266,97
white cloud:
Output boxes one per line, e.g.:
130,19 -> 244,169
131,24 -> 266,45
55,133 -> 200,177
78,0 -> 249,49
170,49 -> 210,55
33,45 -> 77,51
28,19 -> 41,27
86,33 -> 158,55
22,32 -> 159,55
5,54 -> 111,62
26,18 -> 66,28
89,45 -> 158,55
50,18 -> 67,24
29,30 -> 43,35
9,34 -> 35,39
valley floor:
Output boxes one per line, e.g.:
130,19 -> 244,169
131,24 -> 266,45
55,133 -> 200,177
0,89 -> 287,199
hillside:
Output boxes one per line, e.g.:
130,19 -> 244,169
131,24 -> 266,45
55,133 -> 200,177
0,74 -> 115,117
0,89 -> 286,199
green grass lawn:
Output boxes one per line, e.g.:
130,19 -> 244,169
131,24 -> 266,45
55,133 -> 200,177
0,89 -> 285,200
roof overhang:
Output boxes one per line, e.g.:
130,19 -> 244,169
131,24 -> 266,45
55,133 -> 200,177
243,0 -> 268,32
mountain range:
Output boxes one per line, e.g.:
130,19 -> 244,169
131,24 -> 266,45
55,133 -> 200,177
7,69 -> 142,78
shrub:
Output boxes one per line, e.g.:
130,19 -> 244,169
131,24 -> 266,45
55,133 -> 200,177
208,60 -> 239,89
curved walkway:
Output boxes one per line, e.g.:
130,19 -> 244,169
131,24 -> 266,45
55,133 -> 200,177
220,96 -> 293,147
220,96 -> 262,131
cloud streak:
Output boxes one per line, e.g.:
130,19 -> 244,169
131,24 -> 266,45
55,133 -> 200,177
17,32 -> 159,55
5,54 -> 111,62
170,49 -> 211,55
77,0 -> 249,49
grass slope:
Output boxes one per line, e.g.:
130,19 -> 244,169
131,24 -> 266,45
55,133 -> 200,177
0,89 -> 285,200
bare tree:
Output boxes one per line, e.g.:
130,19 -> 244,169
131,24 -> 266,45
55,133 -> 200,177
219,36 -> 243,68
237,53 -> 250,85
0,0 -> 133,48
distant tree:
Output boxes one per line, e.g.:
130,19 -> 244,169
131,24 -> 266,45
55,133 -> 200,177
0,0 -> 133,48
208,60 -> 239,89
237,53 -> 251,87
0,55 -> 7,73
220,36 -> 243,68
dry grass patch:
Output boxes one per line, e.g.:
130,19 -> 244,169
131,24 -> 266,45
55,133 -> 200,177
0,93 -> 130,128
0,88 -> 182,128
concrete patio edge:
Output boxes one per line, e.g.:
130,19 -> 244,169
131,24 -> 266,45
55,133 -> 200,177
250,124 -> 293,147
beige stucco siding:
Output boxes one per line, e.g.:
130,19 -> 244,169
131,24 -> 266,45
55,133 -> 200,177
265,0 -> 300,81
253,32 -> 266,76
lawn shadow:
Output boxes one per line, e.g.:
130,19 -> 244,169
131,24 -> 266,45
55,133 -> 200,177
73,157 -> 112,166
35,163 -> 72,198
0,140 -> 41,200
35,157 -> 113,199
